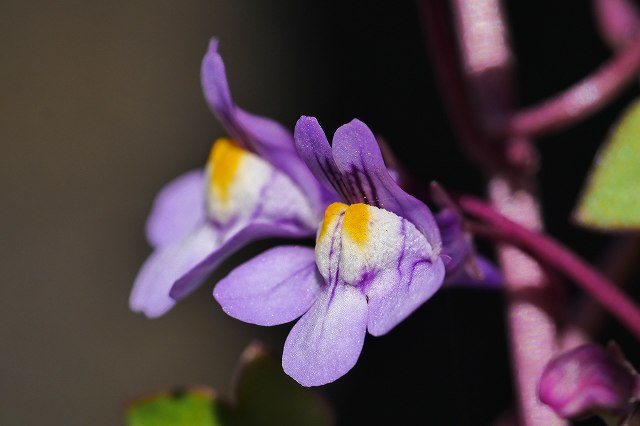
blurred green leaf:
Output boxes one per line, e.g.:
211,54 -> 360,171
124,342 -> 334,426
574,98 -> 640,230
125,387 -> 223,426
229,342 -> 334,426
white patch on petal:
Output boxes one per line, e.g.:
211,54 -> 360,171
315,203 -> 432,287
205,139 -> 318,236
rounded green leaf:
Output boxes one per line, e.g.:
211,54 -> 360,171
574,98 -> 640,230
125,387 -> 223,426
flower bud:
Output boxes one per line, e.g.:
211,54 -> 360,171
538,343 -> 637,420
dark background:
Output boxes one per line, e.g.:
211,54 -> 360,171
2,1 -> 638,425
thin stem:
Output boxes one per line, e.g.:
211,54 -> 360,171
502,30 -> 640,138
417,0 -> 498,169
459,195 -> 640,340
486,175 -> 564,426
592,0 -> 640,49
421,0 -> 565,424
561,234 -> 640,350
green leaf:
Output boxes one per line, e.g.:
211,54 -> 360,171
125,387 -> 224,426
124,342 -> 334,426
574,98 -> 640,230
229,342 -> 334,426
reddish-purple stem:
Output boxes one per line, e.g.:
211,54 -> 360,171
562,235 -> 640,349
417,0 -> 498,169
459,195 -> 640,340
421,0 -> 565,424
503,30 -> 640,138
592,0 -> 640,49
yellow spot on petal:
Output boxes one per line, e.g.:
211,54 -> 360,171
207,138 -> 245,204
343,203 -> 370,247
318,202 -> 348,242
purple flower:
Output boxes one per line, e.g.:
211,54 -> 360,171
538,343 -> 640,420
214,117 -> 446,386
129,40 -> 331,318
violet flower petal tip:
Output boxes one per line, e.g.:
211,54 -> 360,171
207,37 -> 219,54
130,225 -> 218,318
282,285 -> 368,387
213,245 -> 321,326
294,116 -> 329,154
201,36 -> 233,117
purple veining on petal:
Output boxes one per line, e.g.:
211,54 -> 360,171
294,116 -> 349,201
407,258 -> 432,288
354,269 -> 378,293
331,119 -> 442,257
326,214 -> 345,306
247,169 -> 278,222
366,256 -> 445,336
320,158 -> 352,201
396,219 -> 408,272
347,160 -> 380,207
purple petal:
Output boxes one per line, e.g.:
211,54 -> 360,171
331,119 -> 442,257
436,208 -> 471,274
366,256 -> 445,336
443,255 -> 503,289
236,110 -> 335,215
200,41 -> 330,214
201,38 -> 235,128
145,169 -> 205,248
294,116 -> 349,201
201,39 -> 293,155
538,343 -> 637,419
282,284 -> 368,386
169,221 -> 313,302
130,224 -> 218,318
214,246 -> 321,326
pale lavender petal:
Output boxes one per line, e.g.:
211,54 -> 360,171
436,208 -> 470,274
234,107 -> 297,154
169,221 -> 313,302
294,116 -> 350,201
235,110 -> 334,214
366,257 -> 445,336
201,39 -> 289,155
443,256 -> 503,289
200,41 -> 329,213
145,169 -> 205,248
130,224 -> 218,318
201,38 -> 235,129
282,284 -> 368,387
331,119 -> 442,257
214,246 -> 321,326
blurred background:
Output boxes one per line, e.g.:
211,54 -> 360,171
2,1 -> 638,425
